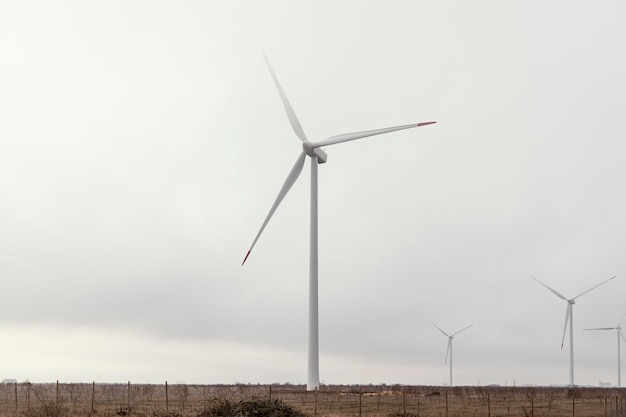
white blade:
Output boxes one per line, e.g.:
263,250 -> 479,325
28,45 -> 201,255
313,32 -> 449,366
263,54 -> 308,142
583,327 -> 616,331
561,303 -> 571,350
432,322 -> 450,337
445,339 -> 451,365
312,121 -> 436,148
451,324 -> 474,337
571,275 -> 617,300
620,330 -> 626,343
531,276 -> 568,300
242,151 -> 306,265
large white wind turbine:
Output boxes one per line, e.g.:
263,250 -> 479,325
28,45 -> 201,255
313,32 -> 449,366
431,323 -> 473,387
584,316 -> 626,387
242,55 -> 436,390
531,275 -> 616,386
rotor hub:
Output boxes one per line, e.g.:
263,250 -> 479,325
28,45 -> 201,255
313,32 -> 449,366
303,142 -> 327,163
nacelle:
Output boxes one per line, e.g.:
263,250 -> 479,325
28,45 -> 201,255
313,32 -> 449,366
303,142 -> 327,164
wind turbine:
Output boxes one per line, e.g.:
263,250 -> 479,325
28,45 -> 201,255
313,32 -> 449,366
242,55 -> 436,390
584,316 -> 626,387
431,323 -> 473,386
531,275 -> 616,386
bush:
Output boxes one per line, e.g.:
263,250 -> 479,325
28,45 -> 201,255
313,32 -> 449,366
198,398 -> 308,417
21,402 -> 67,417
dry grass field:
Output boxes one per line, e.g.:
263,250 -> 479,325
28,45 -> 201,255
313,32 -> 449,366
1,382 -> 625,417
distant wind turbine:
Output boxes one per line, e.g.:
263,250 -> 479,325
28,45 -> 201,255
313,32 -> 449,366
531,275 -> 616,386
584,316 -> 626,387
432,322 -> 473,386
242,54 -> 436,390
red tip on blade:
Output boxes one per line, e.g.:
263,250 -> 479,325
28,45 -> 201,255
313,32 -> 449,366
417,121 -> 437,127
242,250 -> 251,266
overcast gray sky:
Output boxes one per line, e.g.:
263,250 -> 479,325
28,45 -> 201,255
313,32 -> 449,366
1,1 -> 626,387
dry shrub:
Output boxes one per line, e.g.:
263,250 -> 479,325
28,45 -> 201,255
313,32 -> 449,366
198,398 -> 308,417
21,402 -> 68,417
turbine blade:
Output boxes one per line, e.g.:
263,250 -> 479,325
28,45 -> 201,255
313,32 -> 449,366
432,322 -> 450,337
583,327 -> 616,331
620,330 -> 626,343
561,303 -> 571,350
451,324 -> 474,337
242,151 -> 307,265
263,53 -> 308,142
572,275 -> 617,300
445,339 -> 451,365
312,121 -> 436,148
531,276 -> 568,300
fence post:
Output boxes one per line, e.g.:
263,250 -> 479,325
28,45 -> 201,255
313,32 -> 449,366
488,393 -> 491,417
56,380 -> 59,406
445,391 -> 448,417
531,393 -> 534,417
572,395 -> 575,417
165,381 -> 169,413
92,382 -> 96,413
359,387 -> 362,417
14,382 -> 18,411
127,381 -> 131,411
269,386 -> 272,401
417,392 -> 420,417
402,389 -> 406,415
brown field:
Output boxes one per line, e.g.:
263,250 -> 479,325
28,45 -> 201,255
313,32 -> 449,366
1,382 -> 625,417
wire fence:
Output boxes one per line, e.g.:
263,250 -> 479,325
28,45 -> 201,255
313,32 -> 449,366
1,382 -> 625,417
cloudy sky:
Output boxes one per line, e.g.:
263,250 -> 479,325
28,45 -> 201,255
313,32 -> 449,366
1,1 -> 626,387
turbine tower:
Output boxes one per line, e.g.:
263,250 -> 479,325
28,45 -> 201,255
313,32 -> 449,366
432,323 -> 473,386
584,316 -> 626,387
532,275 -> 616,386
243,54 -> 436,390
